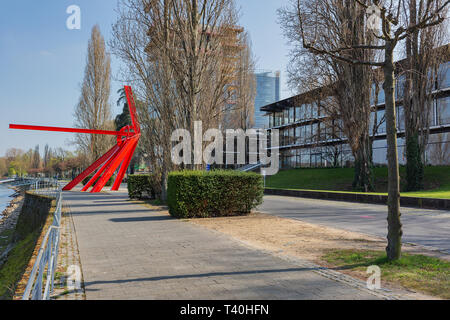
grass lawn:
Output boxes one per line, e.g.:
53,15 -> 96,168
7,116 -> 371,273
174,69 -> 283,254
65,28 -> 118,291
0,229 -> 14,254
322,249 -> 450,299
0,230 -> 40,299
265,166 -> 450,199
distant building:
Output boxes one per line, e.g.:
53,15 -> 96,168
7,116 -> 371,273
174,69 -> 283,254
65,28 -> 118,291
254,71 -> 280,129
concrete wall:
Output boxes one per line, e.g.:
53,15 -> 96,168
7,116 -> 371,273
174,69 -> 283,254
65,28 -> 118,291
13,192 -> 53,242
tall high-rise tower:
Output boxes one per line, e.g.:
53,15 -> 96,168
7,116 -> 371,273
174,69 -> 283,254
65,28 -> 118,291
254,70 -> 280,128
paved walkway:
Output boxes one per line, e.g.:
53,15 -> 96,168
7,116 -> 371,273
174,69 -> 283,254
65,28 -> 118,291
260,196 -> 450,255
63,190 -> 393,300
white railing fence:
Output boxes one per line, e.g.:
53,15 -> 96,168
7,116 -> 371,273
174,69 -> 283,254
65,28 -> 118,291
21,179 -> 62,300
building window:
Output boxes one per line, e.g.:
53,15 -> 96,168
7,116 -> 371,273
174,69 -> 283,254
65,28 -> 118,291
321,122 -> 331,141
303,124 -> 310,143
289,107 -> 294,124
334,119 -> 344,138
396,75 -> 406,100
437,96 -> 450,125
295,126 -> 301,144
290,153 -> 296,168
311,103 -> 319,118
274,112 -> 281,127
378,83 -> 385,104
311,153 -> 322,168
438,61 -> 450,90
301,152 -> 310,167
321,96 -> 334,115
370,83 -> 376,105
289,127 -> 295,145
371,82 -> 385,105
303,104 -> 311,120
269,114 -> 274,128
296,149 -> 302,167
295,105 -> 301,122
311,123 -> 318,142
376,110 -> 386,133
397,106 -> 405,131
300,125 -> 307,144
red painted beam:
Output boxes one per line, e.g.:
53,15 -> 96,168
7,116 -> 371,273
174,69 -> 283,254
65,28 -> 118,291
9,124 -> 133,137
124,86 -> 140,134
111,137 -> 139,191
81,145 -> 123,192
62,145 -> 121,191
91,137 -> 139,193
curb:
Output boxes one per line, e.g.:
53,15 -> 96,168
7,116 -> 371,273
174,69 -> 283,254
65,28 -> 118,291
264,188 -> 450,211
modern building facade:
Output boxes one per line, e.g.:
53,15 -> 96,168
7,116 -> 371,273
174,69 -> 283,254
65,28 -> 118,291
261,55 -> 450,169
254,71 -> 280,129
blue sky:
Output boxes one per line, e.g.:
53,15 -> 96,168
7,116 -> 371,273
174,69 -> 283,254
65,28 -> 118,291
0,0 -> 292,156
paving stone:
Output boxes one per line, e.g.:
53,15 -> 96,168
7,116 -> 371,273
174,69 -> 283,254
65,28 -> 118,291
63,190 -> 403,300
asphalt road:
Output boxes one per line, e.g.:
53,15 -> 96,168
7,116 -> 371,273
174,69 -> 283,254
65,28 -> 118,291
259,195 -> 450,254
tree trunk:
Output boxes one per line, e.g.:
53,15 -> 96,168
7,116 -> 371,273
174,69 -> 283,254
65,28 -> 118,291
384,42 -> 402,261
406,132 -> 424,191
404,0 -> 426,191
353,132 -> 374,192
160,168 -> 168,202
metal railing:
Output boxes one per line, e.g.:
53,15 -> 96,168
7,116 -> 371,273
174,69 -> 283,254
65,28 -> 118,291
22,179 -> 62,300
237,162 -> 262,172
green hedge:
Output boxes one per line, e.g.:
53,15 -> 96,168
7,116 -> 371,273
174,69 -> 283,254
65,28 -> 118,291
167,170 -> 264,218
127,174 -> 160,199
82,175 -> 114,187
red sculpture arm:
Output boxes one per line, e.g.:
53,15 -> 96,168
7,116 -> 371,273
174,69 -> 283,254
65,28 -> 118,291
124,86 -> 140,134
9,124 -> 134,137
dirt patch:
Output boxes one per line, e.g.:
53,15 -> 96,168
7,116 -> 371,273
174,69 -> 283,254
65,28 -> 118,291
189,212 -> 449,263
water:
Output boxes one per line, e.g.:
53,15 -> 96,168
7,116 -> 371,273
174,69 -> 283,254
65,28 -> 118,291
0,184 -> 15,214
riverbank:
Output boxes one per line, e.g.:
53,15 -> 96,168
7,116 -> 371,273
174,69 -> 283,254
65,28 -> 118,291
0,185 -> 15,214
1,190 -> 54,299
0,187 -> 24,257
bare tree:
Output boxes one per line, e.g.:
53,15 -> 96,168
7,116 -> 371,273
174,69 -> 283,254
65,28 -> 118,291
0,158 -> 7,177
222,31 -> 256,130
31,145 -> 40,170
294,0 -> 449,260
75,25 -> 114,163
279,0 -> 378,191
402,0 -> 449,190
111,0 -> 181,200
43,144 -> 50,169
111,0 -> 249,199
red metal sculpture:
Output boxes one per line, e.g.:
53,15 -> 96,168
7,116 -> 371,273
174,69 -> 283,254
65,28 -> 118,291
9,86 -> 141,193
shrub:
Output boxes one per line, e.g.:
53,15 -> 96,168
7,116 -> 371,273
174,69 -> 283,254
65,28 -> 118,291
167,170 -> 264,219
82,175 -> 114,187
127,174 -> 160,199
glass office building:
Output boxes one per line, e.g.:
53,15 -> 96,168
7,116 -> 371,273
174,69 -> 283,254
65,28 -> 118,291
261,54 -> 450,169
254,71 -> 280,129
